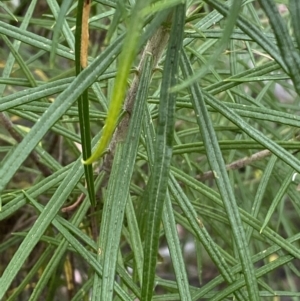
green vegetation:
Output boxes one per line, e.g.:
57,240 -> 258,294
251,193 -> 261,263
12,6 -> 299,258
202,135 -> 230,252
1,0 -> 300,300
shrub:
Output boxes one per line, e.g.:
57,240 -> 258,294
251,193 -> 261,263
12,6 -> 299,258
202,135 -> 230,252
1,1 -> 300,300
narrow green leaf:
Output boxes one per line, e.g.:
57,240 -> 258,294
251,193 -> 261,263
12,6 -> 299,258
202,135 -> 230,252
49,0 -> 74,66
47,0 -> 75,49
206,61 -> 280,95
290,0 -> 300,50
0,20 -> 74,60
141,5 -> 185,301
258,0 -> 300,95
143,105 -> 192,300
260,167 -> 294,233
83,0 -> 152,164
162,193 -> 193,301
186,29 -> 276,43
0,1 -> 18,22
194,0 -> 243,82
0,0 -> 38,96
8,108 -> 81,143
173,140 -> 300,155
180,50 -> 260,300
125,195 -> 144,284
0,35 -> 38,87
98,53 -> 152,300
75,0 -> 95,206
246,155 -> 277,241
0,78 -> 71,111
71,277 -> 94,301
105,0 -> 125,44
94,0 -> 117,8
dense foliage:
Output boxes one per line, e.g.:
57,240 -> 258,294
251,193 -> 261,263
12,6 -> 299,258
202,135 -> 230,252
1,0 -> 300,300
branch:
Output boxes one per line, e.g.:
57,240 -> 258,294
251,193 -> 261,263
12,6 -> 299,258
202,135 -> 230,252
197,149 -> 271,181
101,24 -> 171,174
197,135 -> 300,181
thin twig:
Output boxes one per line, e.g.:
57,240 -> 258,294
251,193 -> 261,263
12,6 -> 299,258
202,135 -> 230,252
197,149 -> 271,181
61,192 -> 85,212
197,135 -> 300,181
